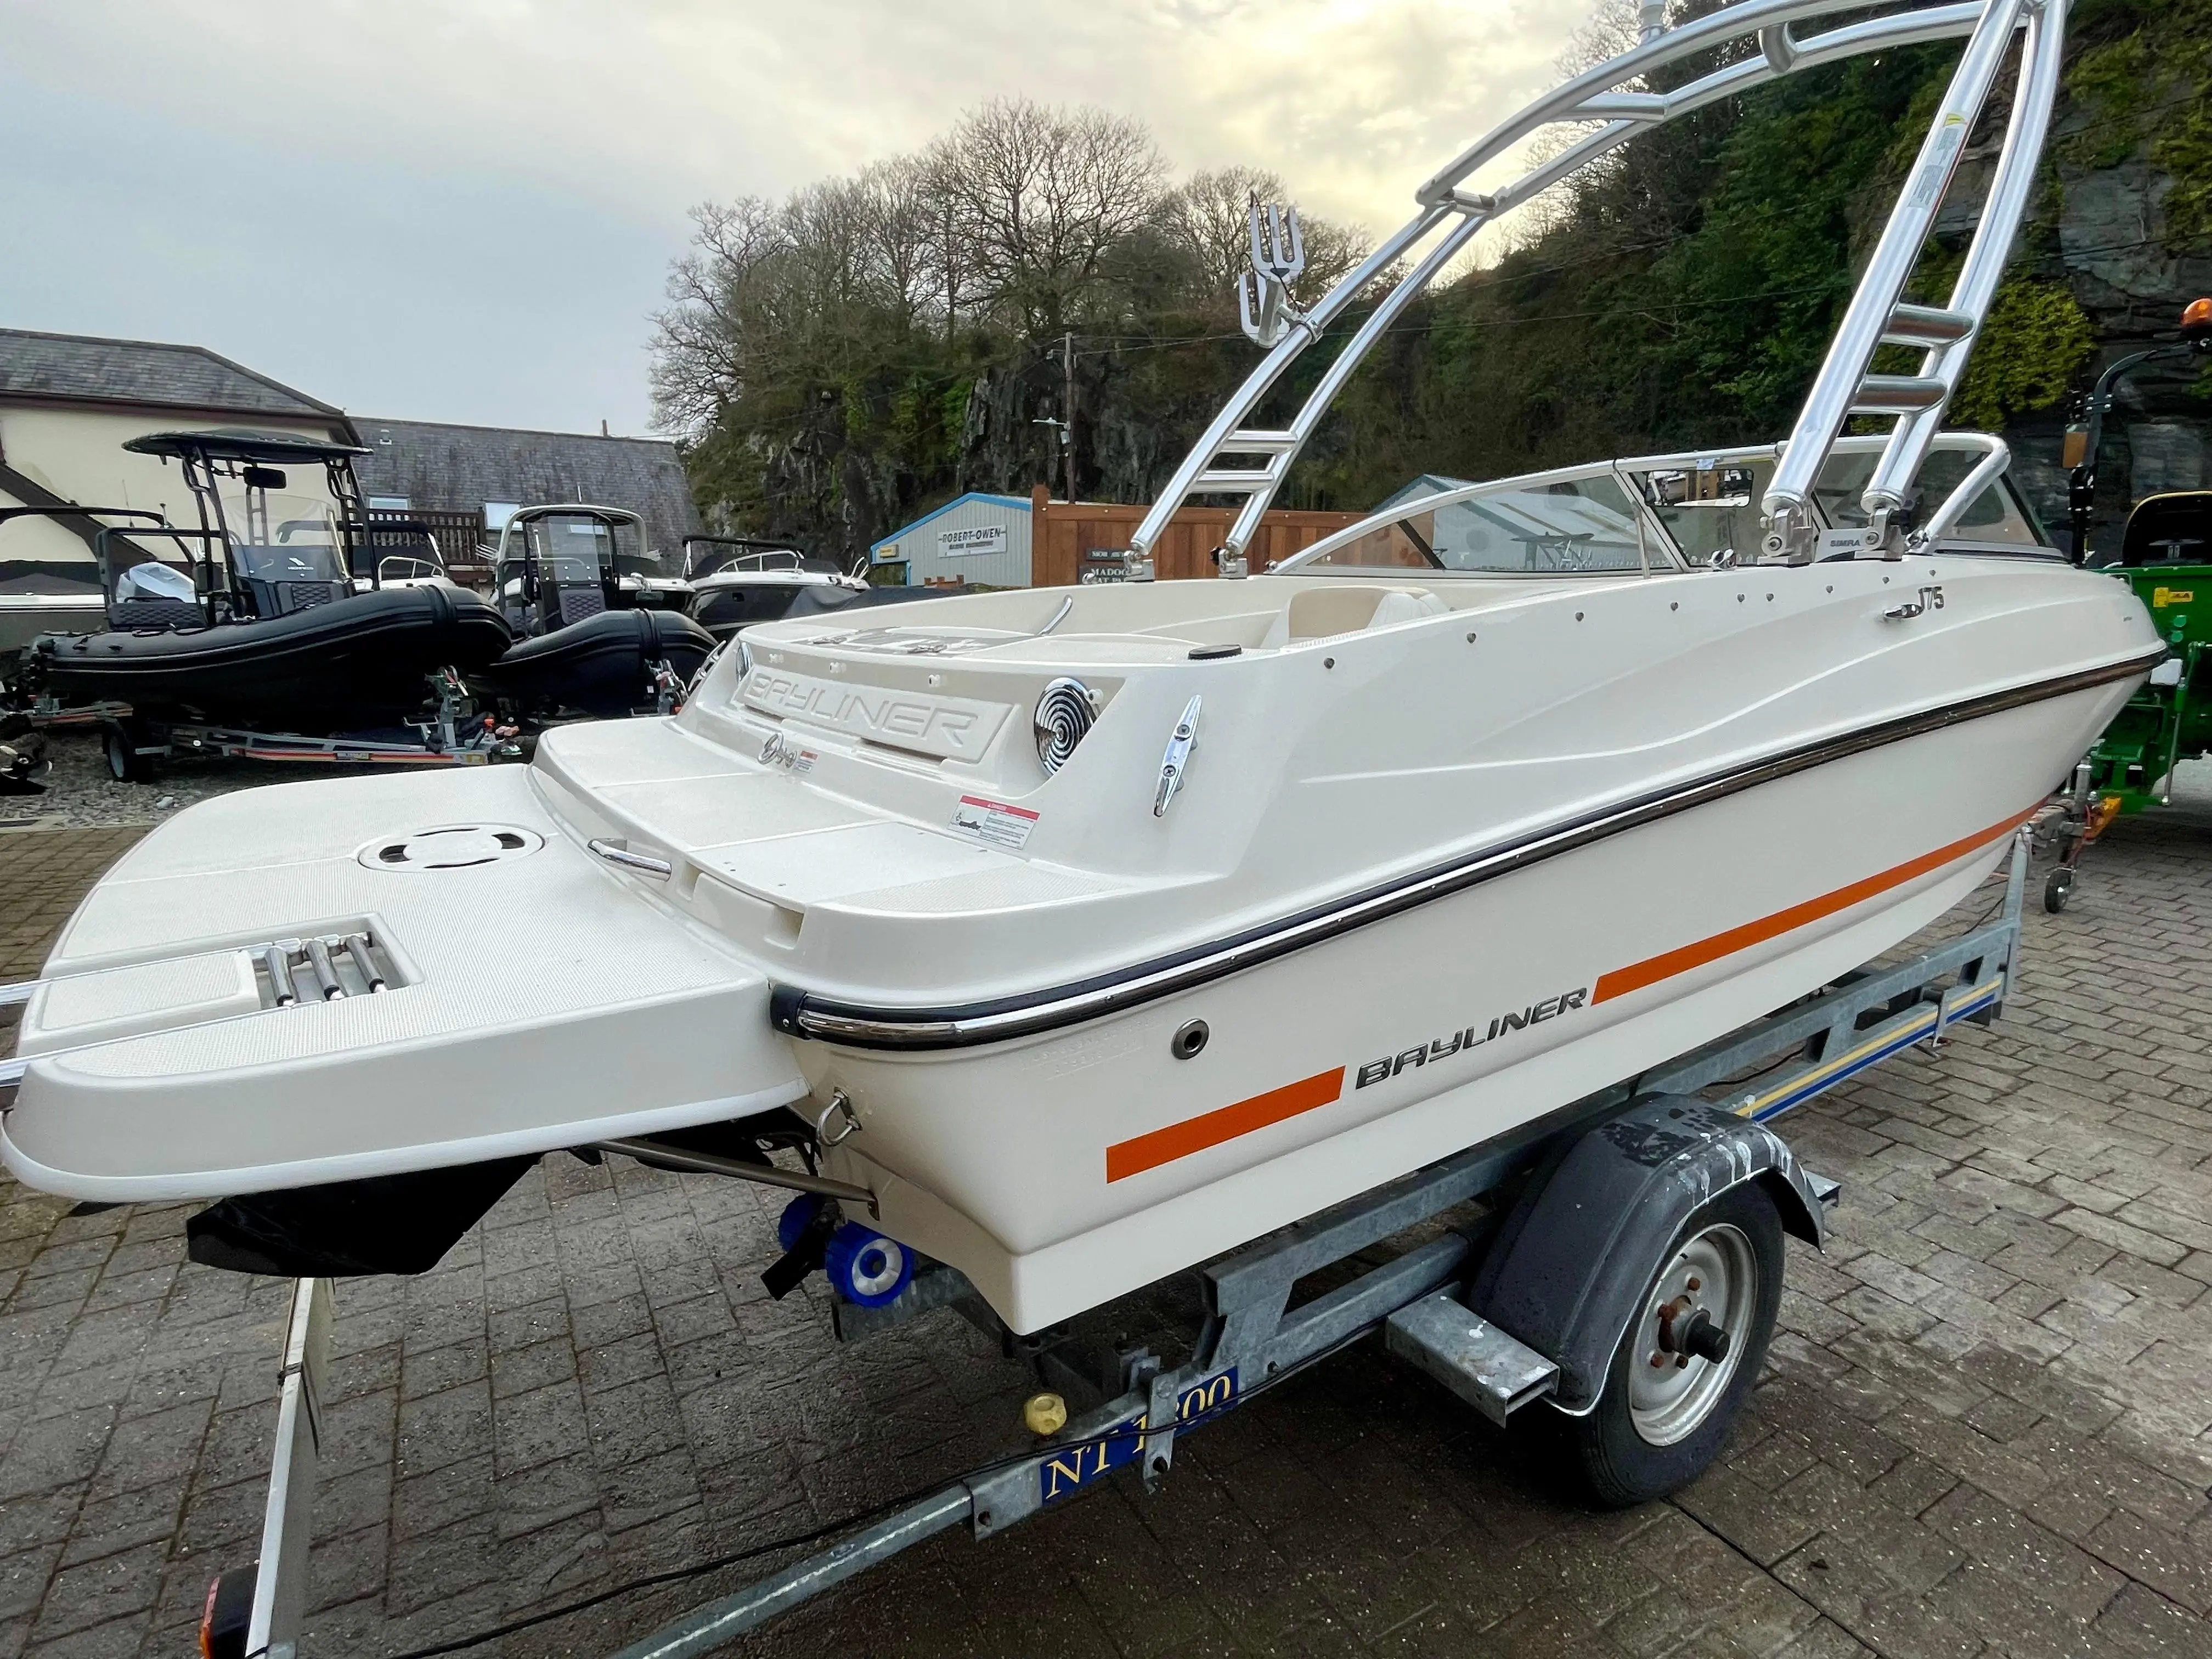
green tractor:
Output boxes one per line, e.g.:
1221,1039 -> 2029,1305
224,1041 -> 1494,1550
2079,492 -> 2207,814
2044,298 -> 2212,912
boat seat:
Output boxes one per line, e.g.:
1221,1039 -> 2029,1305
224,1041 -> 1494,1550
106,597 -> 205,632
1266,585 -> 1448,645
554,583 -> 607,628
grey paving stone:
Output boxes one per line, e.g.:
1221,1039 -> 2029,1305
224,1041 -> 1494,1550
6,801 -> 2212,1657
26,1539 -> 165,1642
0,1413 -> 111,1506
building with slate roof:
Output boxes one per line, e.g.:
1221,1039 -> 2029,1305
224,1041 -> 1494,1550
0,329 -> 702,610
352,418 -> 700,558
0,328 -> 361,602
0,328 -> 357,428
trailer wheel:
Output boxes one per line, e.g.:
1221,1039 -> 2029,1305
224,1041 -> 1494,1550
1565,1180 -> 1781,1506
103,721 -> 156,783
2043,867 -> 2073,913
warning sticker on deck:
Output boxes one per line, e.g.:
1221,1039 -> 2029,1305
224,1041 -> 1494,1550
950,794 -> 1038,850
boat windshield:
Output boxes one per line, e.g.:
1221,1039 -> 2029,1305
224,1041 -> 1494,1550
522,513 -> 672,580
1814,449 -> 2045,547
688,544 -> 807,580
234,507 -> 350,584
1298,473 -> 1653,574
1628,459 -> 1773,569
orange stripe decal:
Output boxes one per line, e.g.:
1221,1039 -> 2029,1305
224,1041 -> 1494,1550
1106,1067 -> 1346,1183
1594,806 -> 2038,1005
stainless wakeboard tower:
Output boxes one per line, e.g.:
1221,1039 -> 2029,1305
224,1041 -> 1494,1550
1130,0 -> 2068,567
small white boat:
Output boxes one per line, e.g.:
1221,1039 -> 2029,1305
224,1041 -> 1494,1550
682,538 -> 867,640
0,0 -> 2155,1335
0,586 -> 104,654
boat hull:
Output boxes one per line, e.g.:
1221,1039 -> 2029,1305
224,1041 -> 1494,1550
0,592 -> 105,654
806,682 -> 2120,1330
31,585 -> 511,729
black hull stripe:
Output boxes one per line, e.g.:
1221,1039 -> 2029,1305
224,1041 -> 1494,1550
768,649 -> 2160,1051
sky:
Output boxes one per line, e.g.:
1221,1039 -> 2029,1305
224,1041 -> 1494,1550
0,0 -> 1584,437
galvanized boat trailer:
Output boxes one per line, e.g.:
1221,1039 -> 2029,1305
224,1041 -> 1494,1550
192,834 -> 2036,1659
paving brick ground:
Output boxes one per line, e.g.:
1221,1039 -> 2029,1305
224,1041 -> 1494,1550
2,805 -> 2210,1659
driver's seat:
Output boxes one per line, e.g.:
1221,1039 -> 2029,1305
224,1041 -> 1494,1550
548,577 -> 608,629
233,548 -> 349,617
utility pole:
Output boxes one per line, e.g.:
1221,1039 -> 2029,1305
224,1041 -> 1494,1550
1062,329 -> 1077,505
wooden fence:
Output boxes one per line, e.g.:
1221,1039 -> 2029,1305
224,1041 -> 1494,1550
1027,487 -> 1363,587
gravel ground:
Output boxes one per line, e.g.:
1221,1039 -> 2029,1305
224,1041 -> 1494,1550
0,729 -> 434,831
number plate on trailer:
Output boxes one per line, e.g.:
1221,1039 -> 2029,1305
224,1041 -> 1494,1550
1037,1370 -> 1238,1503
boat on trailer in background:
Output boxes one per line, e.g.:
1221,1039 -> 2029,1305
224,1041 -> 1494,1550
1,4 -> 2163,1610
682,535 -> 868,640
14,430 -> 515,780
475,503 -> 715,720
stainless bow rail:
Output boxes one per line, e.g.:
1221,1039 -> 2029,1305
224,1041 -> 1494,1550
1128,0 -> 2065,568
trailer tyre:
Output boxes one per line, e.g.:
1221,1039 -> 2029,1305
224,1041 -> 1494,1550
1565,1180 -> 1782,1507
103,720 -> 156,784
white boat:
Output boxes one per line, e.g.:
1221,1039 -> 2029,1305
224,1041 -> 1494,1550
0,587 -> 104,654
0,0 -> 2159,1334
682,538 -> 868,640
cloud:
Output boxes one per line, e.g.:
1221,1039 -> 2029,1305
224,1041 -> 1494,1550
0,0 -> 1584,429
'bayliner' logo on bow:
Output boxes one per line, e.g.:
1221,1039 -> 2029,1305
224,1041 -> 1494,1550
1355,986 -> 1588,1088
742,668 -> 1008,759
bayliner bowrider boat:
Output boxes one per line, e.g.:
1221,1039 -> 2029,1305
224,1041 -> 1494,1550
0,0 -> 2160,1334
682,537 -> 867,641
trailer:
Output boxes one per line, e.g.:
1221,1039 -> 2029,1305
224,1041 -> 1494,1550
172,829 -> 2037,1659
92,671 -> 520,783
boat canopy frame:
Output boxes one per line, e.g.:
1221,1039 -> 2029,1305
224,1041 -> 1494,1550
1130,0 -> 2068,569
120,428 -> 373,614
494,504 -> 659,579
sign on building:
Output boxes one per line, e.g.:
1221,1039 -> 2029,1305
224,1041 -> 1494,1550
938,523 -> 1007,559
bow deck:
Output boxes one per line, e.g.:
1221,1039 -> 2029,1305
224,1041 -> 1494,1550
3,762 -> 805,1201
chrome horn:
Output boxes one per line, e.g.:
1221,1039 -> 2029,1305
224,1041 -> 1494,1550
1034,678 -> 1098,776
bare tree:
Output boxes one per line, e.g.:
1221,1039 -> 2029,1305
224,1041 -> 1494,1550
1160,166 -> 1370,308
1492,0 -> 1668,248
854,157 -> 936,325
927,99 -> 1170,337
650,198 -> 789,435
650,95 -> 1375,465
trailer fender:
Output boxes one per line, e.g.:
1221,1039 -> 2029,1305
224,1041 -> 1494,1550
1466,1096 -> 1826,1414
